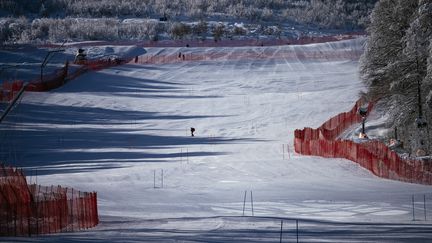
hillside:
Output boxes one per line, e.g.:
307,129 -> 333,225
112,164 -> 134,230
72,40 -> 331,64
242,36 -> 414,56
2,39 -> 432,242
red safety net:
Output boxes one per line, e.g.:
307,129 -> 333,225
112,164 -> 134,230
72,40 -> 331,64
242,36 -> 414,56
0,56 -> 127,99
0,80 -> 25,102
25,63 -> 69,92
294,99 -> 432,185
0,164 -> 98,236
41,33 -> 364,49
85,58 -> 129,71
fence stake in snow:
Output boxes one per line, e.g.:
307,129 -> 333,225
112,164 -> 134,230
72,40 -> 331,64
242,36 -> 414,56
424,194 -> 427,221
412,195 -> 416,221
250,191 -> 254,216
161,169 -> 164,188
242,191 -> 247,216
282,144 -> 285,160
287,144 -> 291,159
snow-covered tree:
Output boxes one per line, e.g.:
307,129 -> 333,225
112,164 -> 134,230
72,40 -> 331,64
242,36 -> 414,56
361,0 -> 432,156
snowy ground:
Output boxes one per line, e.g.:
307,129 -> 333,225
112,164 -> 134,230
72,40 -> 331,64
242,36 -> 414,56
2,38 -> 432,242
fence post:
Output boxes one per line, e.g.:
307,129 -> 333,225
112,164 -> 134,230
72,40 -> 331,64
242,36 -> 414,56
95,192 -> 99,225
85,193 -> 89,229
296,219 -> 299,243
424,194 -> 427,221
36,185 -> 40,235
46,186 -> 50,234
412,195 -> 416,221
71,188 -> 74,231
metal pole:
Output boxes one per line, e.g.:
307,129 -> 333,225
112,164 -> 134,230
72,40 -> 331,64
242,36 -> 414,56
413,195 -> 416,221
0,84 -> 27,123
153,170 -> 156,189
424,194 -> 427,221
279,220 -> 283,243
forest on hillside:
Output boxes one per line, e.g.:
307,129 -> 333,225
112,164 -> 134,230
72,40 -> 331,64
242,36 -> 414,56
361,0 -> 432,157
0,0 -> 377,44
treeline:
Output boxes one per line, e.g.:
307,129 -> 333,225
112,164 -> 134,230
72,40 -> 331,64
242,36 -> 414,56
0,0 -> 376,28
0,0 -> 376,44
360,0 -> 432,156
0,18 -> 276,43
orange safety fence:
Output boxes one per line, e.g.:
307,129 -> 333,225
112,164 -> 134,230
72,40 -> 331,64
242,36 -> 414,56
0,80 -> 25,102
0,164 -> 98,237
42,33 -> 364,49
0,56 -> 129,103
294,100 -> 432,185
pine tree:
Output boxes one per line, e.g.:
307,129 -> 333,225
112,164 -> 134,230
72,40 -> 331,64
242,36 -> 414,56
361,0 -> 432,156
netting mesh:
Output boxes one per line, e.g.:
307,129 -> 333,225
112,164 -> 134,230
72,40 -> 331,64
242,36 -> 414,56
294,100 -> 432,185
0,164 -> 98,236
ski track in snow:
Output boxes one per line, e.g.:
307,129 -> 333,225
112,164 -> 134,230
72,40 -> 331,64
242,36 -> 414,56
3,38 -> 432,242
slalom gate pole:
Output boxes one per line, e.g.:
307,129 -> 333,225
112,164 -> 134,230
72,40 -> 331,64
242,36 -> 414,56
242,191 -> 247,216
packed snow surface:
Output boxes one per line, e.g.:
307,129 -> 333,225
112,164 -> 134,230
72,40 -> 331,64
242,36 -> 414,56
3,38 -> 432,242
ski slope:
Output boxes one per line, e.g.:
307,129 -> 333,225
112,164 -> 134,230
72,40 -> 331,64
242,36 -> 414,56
4,38 -> 432,242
